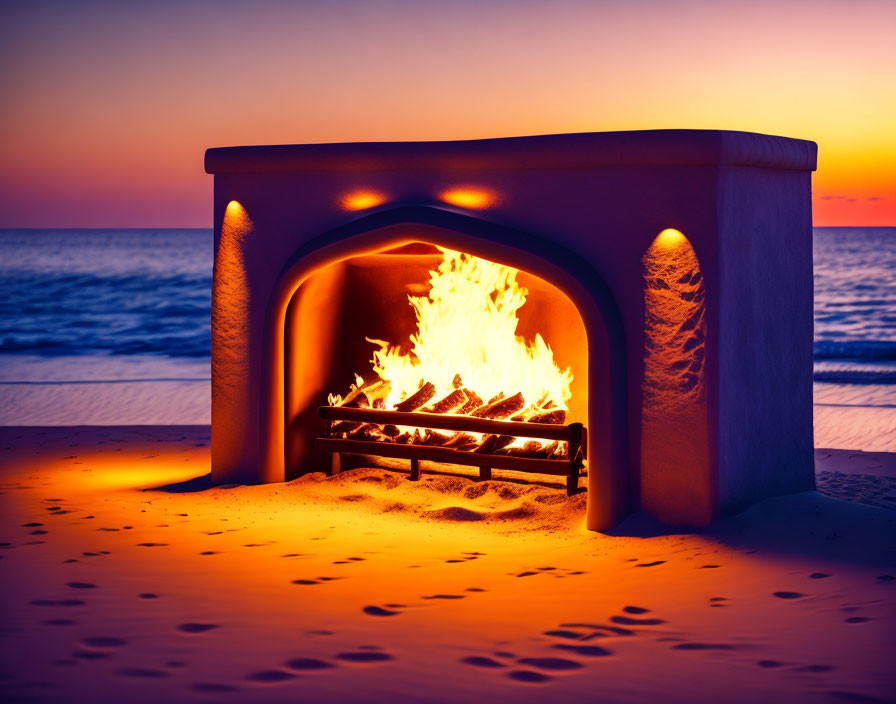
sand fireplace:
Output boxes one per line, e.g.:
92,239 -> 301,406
205,130 -> 817,530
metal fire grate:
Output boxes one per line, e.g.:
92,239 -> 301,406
315,406 -> 587,495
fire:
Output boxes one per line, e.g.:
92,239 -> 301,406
328,247 -> 574,457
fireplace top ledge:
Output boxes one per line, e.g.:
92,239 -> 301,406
205,129 -> 817,175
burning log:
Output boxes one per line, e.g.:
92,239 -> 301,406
452,373 -> 463,389
382,424 -> 400,438
347,423 -> 384,441
394,382 -> 436,412
443,432 -> 478,451
498,440 -> 543,457
529,409 -> 566,424
424,389 -> 466,414
421,429 -> 451,446
458,389 -> 483,414
474,434 -> 515,454
473,391 -> 524,419
344,392 -> 369,408
331,420 -> 362,435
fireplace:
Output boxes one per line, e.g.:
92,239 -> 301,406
204,129 -> 817,530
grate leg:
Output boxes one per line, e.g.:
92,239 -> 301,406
409,457 -> 421,481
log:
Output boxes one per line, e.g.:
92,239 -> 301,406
421,429 -> 452,446
344,392 -> 369,408
529,409 -> 566,425
443,432 -> 478,451
372,398 -> 385,409
395,382 -> 436,412
473,391 -> 524,419
474,434 -> 514,454
331,420 -> 362,435
347,423 -> 381,441
458,389 -> 483,414
382,424 -> 400,438
424,389 -> 466,414
452,373 -> 463,389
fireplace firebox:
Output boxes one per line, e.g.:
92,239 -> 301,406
205,129 -> 817,530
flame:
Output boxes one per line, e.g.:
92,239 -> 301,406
332,247 -> 572,421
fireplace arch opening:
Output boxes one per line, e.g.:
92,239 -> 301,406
259,207 -> 628,530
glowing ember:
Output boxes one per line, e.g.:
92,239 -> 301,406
327,247 -> 574,458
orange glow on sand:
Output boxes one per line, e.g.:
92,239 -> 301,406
439,187 -> 495,210
1,426 -> 893,702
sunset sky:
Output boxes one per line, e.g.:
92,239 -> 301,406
1,0 -> 894,227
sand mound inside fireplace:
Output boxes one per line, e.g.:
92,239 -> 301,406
288,467 -> 588,532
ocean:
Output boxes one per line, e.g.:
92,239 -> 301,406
1,227 -> 894,445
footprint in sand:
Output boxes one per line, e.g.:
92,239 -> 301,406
193,683 -> 240,693
67,582 -> 96,589
335,651 -> 394,664
611,615 -> 665,626
82,636 -> 127,648
635,561 -> 666,568
551,644 -> 613,657
773,591 -> 806,599
543,629 -> 585,640
508,670 -> 552,683
517,657 -> 583,671
757,660 -> 783,668
422,594 -> 465,600
622,606 -> 649,614
42,619 -> 75,626
177,623 -> 218,634
809,573 -> 831,579
672,643 -> 738,651
246,670 -> 297,683
363,606 -> 402,617
138,593 -> 158,599
461,656 -> 505,668
284,658 -> 335,671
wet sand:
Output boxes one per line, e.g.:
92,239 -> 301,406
1,426 -> 894,704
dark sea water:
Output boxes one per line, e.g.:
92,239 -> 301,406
0,227 -> 894,385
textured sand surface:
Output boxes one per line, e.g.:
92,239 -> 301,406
1,427 -> 894,704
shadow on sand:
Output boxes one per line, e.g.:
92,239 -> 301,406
610,490 -> 896,570
143,473 -> 214,493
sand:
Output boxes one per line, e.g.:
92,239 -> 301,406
1,426 -> 894,704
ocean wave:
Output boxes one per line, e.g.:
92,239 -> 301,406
813,340 -> 896,362
814,369 -> 896,385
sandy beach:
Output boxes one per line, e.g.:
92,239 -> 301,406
1,425 -> 893,704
